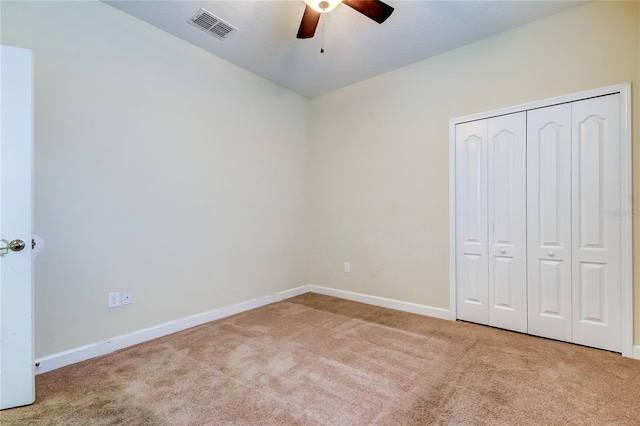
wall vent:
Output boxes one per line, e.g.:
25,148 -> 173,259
188,9 -> 238,41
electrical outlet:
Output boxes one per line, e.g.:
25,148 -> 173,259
344,262 -> 351,273
108,291 -> 121,308
122,290 -> 132,305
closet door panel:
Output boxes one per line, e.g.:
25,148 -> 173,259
527,104 -> 572,342
572,94 -> 621,352
455,120 -> 489,325
487,113 -> 527,332
539,259 -> 565,314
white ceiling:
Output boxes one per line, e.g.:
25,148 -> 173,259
104,0 -> 586,98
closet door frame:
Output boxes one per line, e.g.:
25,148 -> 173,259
448,83 -> 633,358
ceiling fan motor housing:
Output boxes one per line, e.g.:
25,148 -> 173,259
303,0 -> 342,14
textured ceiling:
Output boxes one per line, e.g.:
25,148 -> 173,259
104,0 -> 586,98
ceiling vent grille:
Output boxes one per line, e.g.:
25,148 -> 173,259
188,9 -> 237,41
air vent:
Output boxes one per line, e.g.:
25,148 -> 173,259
188,9 -> 237,41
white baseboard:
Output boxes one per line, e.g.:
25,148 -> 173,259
308,285 -> 452,321
35,285 -> 634,374
35,285 -> 454,374
35,285 -> 310,374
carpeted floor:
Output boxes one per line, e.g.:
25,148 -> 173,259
2,293 -> 640,425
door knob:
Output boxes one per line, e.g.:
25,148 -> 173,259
548,251 -> 555,257
500,248 -> 506,254
0,239 -> 26,257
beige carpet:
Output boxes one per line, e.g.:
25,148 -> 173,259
2,293 -> 640,425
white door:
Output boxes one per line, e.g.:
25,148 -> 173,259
487,112 -> 527,333
571,94 -> 621,352
527,104 -> 572,342
0,45 -> 34,410
455,120 -> 489,325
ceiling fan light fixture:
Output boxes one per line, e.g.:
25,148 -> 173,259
303,0 -> 343,13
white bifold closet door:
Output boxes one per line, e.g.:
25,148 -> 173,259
456,112 -> 527,332
526,103 -> 572,342
455,120 -> 489,325
571,95 -> 621,352
456,94 -> 622,352
487,113 -> 527,332
527,95 -> 621,352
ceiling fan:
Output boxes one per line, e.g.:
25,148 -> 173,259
297,0 -> 394,39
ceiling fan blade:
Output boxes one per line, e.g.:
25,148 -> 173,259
297,5 -> 321,39
343,0 -> 394,24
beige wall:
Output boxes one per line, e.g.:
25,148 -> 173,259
2,1 -> 310,357
309,1 -> 640,343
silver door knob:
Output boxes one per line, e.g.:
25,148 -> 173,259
0,239 -> 26,257
548,251 -> 555,257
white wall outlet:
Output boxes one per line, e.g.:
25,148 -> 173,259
108,291 -> 121,308
344,262 -> 351,273
122,290 -> 132,305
